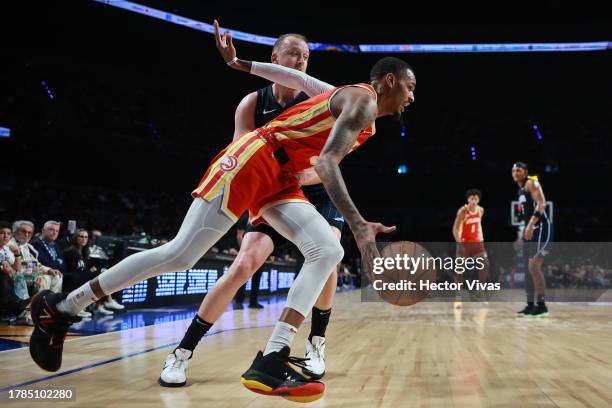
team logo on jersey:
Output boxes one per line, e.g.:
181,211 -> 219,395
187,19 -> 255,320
220,155 -> 238,172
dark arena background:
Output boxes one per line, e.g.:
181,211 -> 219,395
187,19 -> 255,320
1,1 -> 612,407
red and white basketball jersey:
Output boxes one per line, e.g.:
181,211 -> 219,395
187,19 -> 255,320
461,208 -> 483,242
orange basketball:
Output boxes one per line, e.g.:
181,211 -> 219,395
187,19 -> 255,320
371,241 -> 437,306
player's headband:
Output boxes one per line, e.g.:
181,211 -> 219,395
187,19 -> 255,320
512,162 -> 528,171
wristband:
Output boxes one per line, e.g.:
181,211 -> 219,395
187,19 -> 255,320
533,211 -> 543,220
226,57 -> 238,66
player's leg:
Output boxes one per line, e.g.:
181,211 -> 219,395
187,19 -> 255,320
527,257 -> 548,317
453,243 -> 466,308
302,225 -> 340,380
528,220 -> 552,317
29,196 -> 235,372
517,239 -> 536,316
241,202 -> 342,402
198,231 -> 273,322
466,245 -> 489,302
159,230 -> 273,387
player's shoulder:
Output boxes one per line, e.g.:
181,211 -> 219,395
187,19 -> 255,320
335,83 -> 376,100
525,177 -> 541,190
239,90 -> 258,104
235,91 -> 258,114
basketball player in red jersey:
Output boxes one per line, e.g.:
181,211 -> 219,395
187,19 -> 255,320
452,189 -> 489,302
29,21 -> 415,402
160,27 -> 339,387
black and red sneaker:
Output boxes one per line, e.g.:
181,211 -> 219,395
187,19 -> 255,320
29,290 -> 80,372
241,346 -> 325,403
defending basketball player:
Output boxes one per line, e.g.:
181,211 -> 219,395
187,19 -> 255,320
512,162 -> 552,318
159,26 -> 340,387
452,189 -> 489,300
28,21 -> 415,402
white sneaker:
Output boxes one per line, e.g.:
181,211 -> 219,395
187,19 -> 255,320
302,336 -> 326,379
96,305 -> 114,315
77,310 -> 92,318
158,348 -> 192,387
104,299 -> 125,310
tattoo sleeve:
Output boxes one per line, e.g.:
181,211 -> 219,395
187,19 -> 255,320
314,96 -> 375,238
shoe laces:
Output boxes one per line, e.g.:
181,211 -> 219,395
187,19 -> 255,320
171,357 -> 186,370
169,350 -> 190,369
311,342 -> 324,360
282,354 -> 310,371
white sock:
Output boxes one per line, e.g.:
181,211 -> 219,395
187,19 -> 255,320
264,321 -> 298,355
56,282 -> 98,316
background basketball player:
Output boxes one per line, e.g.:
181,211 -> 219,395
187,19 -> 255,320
452,189 -> 489,303
512,162 -> 552,317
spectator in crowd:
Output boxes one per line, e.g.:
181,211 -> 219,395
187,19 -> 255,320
10,220 -> 63,301
63,229 -> 123,316
0,221 -> 30,322
88,229 -> 124,311
62,229 -> 98,317
30,220 -> 66,274
338,263 -> 353,289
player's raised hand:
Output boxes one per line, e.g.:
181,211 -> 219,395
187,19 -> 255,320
213,19 -> 236,64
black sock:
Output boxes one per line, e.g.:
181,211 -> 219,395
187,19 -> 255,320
537,294 -> 545,306
527,301 -> 534,306
177,315 -> 213,353
309,307 -> 331,342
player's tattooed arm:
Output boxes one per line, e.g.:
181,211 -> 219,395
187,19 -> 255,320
315,88 -> 395,258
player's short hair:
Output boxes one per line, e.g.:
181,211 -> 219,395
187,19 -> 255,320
272,34 -> 308,53
465,189 -> 482,200
0,220 -> 11,231
513,161 -> 528,171
370,57 -> 414,82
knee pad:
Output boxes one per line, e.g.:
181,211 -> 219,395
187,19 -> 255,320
161,243 -> 198,271
303,239 -> 344,271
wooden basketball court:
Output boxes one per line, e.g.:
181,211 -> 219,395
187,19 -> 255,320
1,290 -> 611,407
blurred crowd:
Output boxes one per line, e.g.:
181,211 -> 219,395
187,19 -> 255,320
0,220 -> 124,324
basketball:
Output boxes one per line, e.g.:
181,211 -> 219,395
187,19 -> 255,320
372,241 -> 437,306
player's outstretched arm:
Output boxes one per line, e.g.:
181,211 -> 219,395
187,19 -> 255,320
213,19 -> 333,96
314,87 -> 395,276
